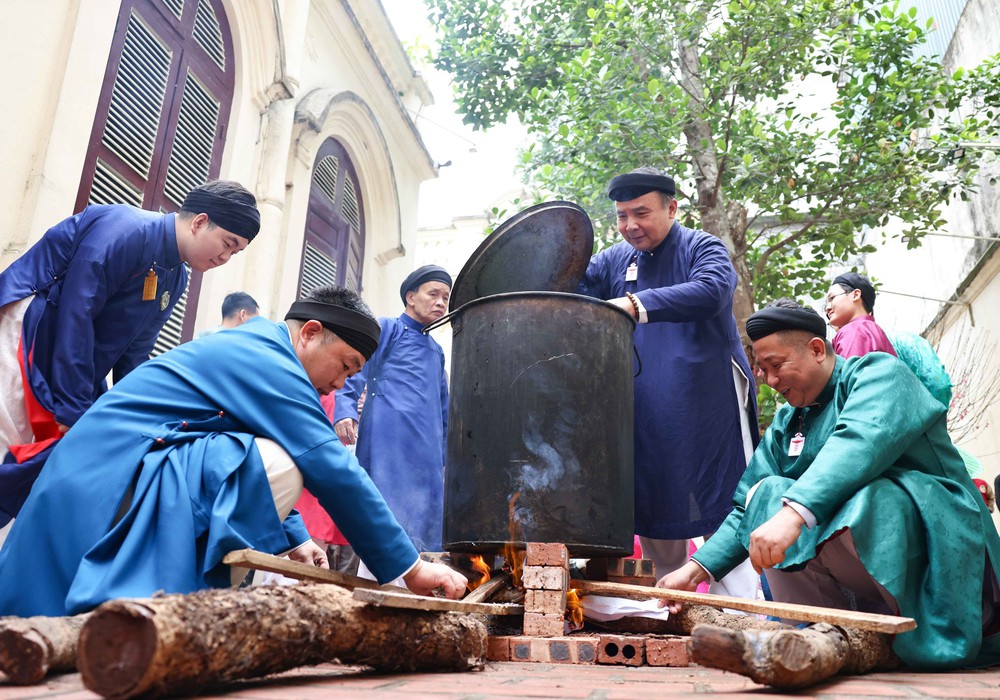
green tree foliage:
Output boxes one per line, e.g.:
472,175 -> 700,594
427,0 -> 1000,329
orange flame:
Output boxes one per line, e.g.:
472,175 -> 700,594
503,491 -> 525,586
565,589 -> 584,631
465,555 -> 492,592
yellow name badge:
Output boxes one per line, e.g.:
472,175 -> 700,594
142,268 -> 158,302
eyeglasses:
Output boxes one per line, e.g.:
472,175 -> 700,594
825,290 -> 851,304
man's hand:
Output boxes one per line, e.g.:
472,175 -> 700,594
402,559 -> 467,599
655,560 -> 709,613
748,505 -> 806,573
288,540 -> 330,569
334,418 -> 358,446
610,296 -> 637,318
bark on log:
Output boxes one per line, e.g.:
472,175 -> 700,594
689,622 -> 900,689
77,583 -> 486,700
0,614 -> 90,684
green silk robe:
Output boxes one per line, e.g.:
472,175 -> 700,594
694,353 -> 1000,669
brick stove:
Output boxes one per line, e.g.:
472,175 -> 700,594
478,542 -> 692,668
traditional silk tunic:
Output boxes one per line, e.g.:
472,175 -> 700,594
832,314 -> 897,359
694,353 -> 1000,668
0,205 -> 187,523
334,313 -> 448,552
0,318 -> 417,616
579,222 -> 758,539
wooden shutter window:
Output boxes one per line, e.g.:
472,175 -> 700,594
300,243 -> 339,299
160,0 -> 183,20
90,160 -> 145,207
101,11 -> 172,181
162,70 -> 221,207
193,0 -> 226,71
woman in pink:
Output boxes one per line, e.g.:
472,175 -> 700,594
824,272 -> 897,358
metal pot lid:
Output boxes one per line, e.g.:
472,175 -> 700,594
449,200 -> 594,311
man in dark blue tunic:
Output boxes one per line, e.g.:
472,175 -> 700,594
0,181 -> 260,528
334,265 -> 451,556
0,286 -> 466,616
579,167 -> 759,597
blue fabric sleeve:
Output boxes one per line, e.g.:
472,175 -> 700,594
636,235 -> 736,324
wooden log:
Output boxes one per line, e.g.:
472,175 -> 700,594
463,572 -> 512,604
570,579 -> 915,633
0,614 -> 90,684
352,587 -> 524,616
689,622 -> 899,689
77,583 -> 486,700
221,549 -> 409,592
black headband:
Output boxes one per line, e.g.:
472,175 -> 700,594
399,264 -> 453,304
833,272 -> 876,311
182,188 -> 261,241
285,300 -> 381,360
608,173 -> 676,202
746,306 -> 827,342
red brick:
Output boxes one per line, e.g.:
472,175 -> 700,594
525,542 -> 569,568
645,635 -> 691,667
506,635 -> 599,664
586,557 -> 655,580
523,611 -> 565,637
596,634 -> 646,666
525,588 -> 567,614
606,574 -> 657,587
486,635 -> 513,661
522,565 -> 569,591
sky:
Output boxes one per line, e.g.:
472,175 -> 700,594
380,0 -> 526,228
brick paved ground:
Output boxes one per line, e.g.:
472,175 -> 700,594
3,662 -> 999,700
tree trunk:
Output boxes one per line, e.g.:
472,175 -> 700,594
689,622 -> 900,689
77,583 -> 486,700
0,614 -> 90,684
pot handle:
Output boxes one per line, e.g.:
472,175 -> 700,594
633,344 -> 642,378
421,306 -> 463,335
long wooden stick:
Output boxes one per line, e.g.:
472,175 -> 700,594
222,549 -> 408,592
570,580 -> 915,634
463,572 -> 512,604
353,587 -> 524,616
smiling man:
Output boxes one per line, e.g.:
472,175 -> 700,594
0,180 -> 259,529
0,285 -> 466,616
658,299 -> 1000,671
579,167 -> 759,600
334,264 -> 452,556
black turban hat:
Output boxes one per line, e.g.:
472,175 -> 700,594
607,172 -> 676,202
746,305 -> 828,342
182,186 -> 261,241
832,272 -> 876,312
285,300 -> 381,360
400,264 -> 452,305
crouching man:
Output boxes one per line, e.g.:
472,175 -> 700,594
0,285 -> 465,616
658,299 -> 1000,674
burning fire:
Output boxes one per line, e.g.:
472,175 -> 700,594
465,555 -> 493,592
566,589 -> 584,630
503,491 -> 526,586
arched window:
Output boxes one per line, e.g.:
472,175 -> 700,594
75,0 -> 234,353
299,139 -> 366,296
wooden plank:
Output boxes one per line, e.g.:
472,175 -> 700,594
352,587 -> 524,616
222,549 -> 409,592
569,579 -> 916,634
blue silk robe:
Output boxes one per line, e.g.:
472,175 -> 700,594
579,222 -> 758,539
694,354 -> 1000,669
0,318 -> 418,616
0,205 -> 187,522
334,313 -> 448,552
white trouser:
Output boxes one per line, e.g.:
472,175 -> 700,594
230,438 -> 305,585
0,297 -> 40,550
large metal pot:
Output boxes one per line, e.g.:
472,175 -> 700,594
441,291 -> 635,557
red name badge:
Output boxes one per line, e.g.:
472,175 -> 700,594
788,432 -> 805,457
